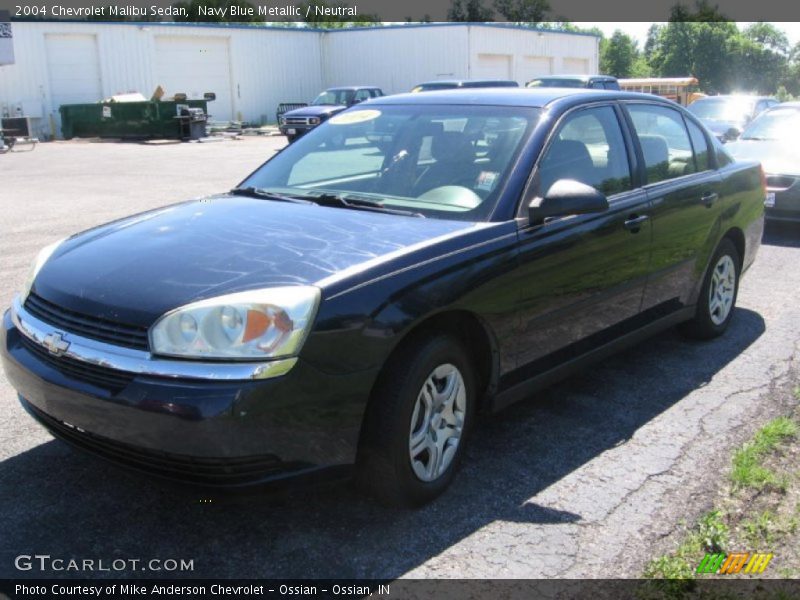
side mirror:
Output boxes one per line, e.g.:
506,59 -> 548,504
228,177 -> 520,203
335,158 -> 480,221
528,179 -> 609,224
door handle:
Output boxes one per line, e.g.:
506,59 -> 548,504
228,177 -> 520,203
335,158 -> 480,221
623,214 -> 649,232
700,192 -> 719,207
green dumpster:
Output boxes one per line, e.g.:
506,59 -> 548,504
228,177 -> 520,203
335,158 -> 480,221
59,99 -> 209,140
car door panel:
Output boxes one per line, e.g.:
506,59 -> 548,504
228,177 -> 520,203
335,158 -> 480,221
641,171 -> 723,311
503,103 -> 653,388
510,189 -> 652,379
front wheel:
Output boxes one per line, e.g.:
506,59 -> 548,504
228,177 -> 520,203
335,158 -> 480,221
285,134 -> 297,143
356,334 -> 476,508
679,238 -> 741,339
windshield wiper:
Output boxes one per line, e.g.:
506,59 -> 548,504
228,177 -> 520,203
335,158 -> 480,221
230,187 -> 315,205
296,192 -> 425,218
740,136 -> 773,141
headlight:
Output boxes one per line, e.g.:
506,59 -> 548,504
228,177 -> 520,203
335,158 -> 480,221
280,117 -> 287,125
20,238 -> 65,301
149,286 -> 320,360
309,117 -> 320,125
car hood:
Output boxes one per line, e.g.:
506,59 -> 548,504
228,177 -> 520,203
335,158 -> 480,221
283,105 -> 345,118
32,195 -> 488,328
725,140 -> 800,177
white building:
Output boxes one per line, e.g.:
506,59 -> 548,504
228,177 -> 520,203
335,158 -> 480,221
0,22 -> 599,138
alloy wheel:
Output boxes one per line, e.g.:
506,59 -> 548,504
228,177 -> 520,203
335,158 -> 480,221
408,363 -> 466,482
708,254 -> 736,326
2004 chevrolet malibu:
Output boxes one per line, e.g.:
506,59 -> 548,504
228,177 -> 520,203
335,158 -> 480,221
2,89 -> 765,507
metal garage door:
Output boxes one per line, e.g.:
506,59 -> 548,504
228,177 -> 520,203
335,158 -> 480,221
473,53 -> 513,80
563,57 -> 590,74
46,34 -> 102,133
519,56 -> 552,83
154,36 -> 233,121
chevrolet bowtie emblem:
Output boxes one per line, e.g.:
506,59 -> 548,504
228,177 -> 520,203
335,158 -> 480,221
42,332 -> 70,356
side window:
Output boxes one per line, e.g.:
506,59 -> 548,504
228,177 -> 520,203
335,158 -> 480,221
371,89 -> 383,98
590,81 -> 606,89
685,118 -> 710,172
537,105 -> 632,197
627,104 -> 696,184
353,89 -> 371,102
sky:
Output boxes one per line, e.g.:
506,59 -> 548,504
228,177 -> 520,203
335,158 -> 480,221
573,22 -> 800,46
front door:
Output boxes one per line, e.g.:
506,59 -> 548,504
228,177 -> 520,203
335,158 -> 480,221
509,103 -> 653,383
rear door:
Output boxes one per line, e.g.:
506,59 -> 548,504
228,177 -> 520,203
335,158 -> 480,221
512,103 -> 653,373
623,102 -> 723,312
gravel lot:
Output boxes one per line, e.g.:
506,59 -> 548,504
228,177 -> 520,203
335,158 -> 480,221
1,138 -> 799,579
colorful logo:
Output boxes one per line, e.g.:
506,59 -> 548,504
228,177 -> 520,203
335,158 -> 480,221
696,552 -> 773,575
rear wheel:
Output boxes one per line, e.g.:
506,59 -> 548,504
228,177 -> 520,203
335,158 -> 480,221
680,238 -> 741,339
357,334 -> 476,507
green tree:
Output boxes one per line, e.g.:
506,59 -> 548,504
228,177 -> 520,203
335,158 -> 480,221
743,22 -> 788,54
600,30 -> 639,78
785,42 -> 800,96
448,0 -> 494,21
643,24 -> 662,62
493,0 -> 550,23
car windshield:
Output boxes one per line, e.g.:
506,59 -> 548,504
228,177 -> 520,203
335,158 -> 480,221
740,107 -> 800,141
312,89 -> 355,106
528,78 -> 585,88
688,98 -> 754,122
240,104 -> 538,221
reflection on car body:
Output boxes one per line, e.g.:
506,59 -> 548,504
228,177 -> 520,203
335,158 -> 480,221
1,89 -> 765,507
726,102 -> 800,223
688,95 -> 778,143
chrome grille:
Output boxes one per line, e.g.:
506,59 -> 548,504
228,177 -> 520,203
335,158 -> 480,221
23,292 -> 150,351
20,335 -> 134,392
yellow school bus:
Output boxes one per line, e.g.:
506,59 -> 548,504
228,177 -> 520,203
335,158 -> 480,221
618,77 -> 703,106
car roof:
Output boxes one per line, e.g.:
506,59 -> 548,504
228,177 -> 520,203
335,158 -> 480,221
325,86 -> 381,91
693,95 -> 774,101
417,79 -> 516,85
533,74 -> 617,82
371,87 -> 677,108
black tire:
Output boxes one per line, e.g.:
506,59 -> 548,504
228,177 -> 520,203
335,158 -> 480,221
286,134 -> 297,143
356,333 -> 477,508
679,238 -> 741,340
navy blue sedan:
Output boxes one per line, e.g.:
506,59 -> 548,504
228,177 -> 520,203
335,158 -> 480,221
2,89 -> 765,506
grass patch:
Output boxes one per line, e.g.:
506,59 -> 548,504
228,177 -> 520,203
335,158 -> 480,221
644,510 -> 729,579
742,510 -> 776,548
645,411 -> 800,584
730,417 -> 798,490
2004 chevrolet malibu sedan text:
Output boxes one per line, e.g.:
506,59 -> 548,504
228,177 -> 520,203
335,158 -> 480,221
1,89 -> 765,507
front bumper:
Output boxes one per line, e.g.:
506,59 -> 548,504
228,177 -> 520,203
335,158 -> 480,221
765,175 -> 800,223
278,124 -> 316,137
1,306 -> 376,486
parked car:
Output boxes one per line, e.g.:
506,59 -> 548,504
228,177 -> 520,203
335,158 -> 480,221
278,86 -> 383,142
687,95 -> 778,143
726,102 -> 800,223
2,89 -> 764,507
411,79 -> 519,92
526,75 -> 620,90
